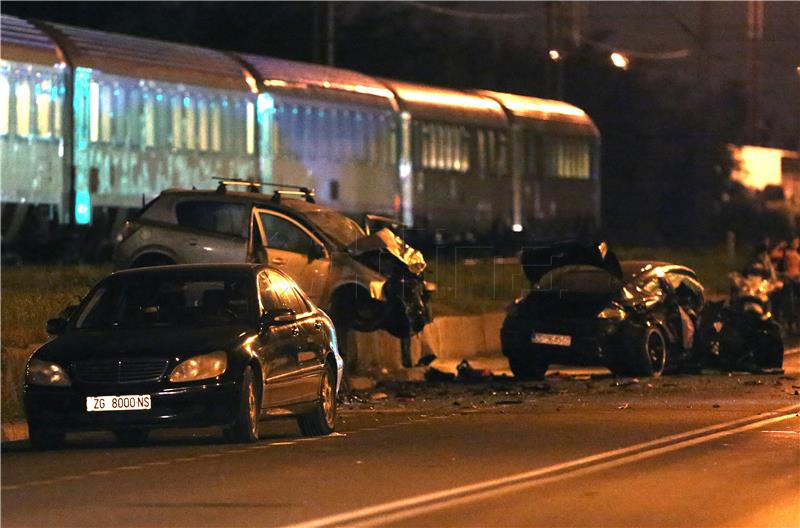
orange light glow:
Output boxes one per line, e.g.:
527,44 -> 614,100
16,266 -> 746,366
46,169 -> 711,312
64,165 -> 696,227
394,85 -> 503,112
477,90 -> 591,122
548,49 -> 561,61
610,52 -> 629,70
730,145 -> 787,190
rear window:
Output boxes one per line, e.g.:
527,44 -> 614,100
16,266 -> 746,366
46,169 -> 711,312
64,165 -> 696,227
175,201 -> 247,238
536,265 -> 621,294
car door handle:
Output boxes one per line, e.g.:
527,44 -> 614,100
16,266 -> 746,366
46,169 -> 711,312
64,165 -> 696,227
271,257 -> 286,266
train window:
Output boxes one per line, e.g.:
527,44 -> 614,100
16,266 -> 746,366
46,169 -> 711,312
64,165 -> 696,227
388,120 -> 398,166
15,81 -> 32,137
113,85 -> 126,145
185,96 -> 196,151
329,180 -> 339,201
88,81 -> 99,142
198,100 -> 208,151
460,128 -> 470,172
487,130 -> 496,174
476,129 -> 486,173
53,82 -> 62,138
143,95 -> 155,148
245,100 -> 255,155
127,88 -> 140,148
0,74 -> 8,135
525,133 -> 537,175
497,133 -> 507,175
35,80 -> 51,138
100,85 -> 112,143
210,102 -> 221,152
171,96 -> 182,150
317,107 -> 328,160
303,106 -> 313,160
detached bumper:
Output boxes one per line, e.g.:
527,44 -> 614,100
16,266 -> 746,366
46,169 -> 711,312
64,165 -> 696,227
24,380 -> 241,432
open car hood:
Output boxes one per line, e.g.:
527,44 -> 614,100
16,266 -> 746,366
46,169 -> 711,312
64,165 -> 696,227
348,228 -> 426,276
521,241 -> 622,284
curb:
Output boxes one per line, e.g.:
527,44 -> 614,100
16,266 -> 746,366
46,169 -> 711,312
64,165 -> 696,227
1,421 -> 28,443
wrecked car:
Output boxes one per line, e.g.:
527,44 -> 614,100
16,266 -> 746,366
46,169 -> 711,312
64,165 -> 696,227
502,241 -> 765,379
113,180 -> 432,343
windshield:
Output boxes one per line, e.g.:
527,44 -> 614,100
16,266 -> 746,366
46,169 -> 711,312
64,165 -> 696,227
75,272 -> 255,330
305,211 -> 366,247
535,265 -> 622,294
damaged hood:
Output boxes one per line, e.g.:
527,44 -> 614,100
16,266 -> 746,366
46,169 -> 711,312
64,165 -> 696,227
521,241 -> 622,284
347,228 -> 427,276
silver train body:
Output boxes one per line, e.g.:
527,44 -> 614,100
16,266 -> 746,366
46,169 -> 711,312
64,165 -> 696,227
0,15 -> 600,253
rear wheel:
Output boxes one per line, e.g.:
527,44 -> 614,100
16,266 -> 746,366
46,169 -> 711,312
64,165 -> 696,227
28,424 -> 65,450
224,366 -> 261,443
614,326 -> 667,377
113,429 -> 150,446
297,362 -> 337,436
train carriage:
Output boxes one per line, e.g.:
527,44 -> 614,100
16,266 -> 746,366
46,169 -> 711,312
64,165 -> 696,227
379,79 -> 510,238
0,16 -> 67,244
236,54 -> 400,218
477,90 -> 601,237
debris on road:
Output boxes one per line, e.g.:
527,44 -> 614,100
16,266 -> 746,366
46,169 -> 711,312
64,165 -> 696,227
613,378 -> 640,387
370,392 -> 389,401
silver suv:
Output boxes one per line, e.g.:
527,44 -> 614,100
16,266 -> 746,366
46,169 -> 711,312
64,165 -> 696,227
113,181 -> 432,340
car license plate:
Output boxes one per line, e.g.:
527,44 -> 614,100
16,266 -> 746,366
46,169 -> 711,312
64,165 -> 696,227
532,333 -> 572,347
86,395 -> 151,412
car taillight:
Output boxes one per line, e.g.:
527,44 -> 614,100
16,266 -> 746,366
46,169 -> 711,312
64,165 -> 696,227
115,220 -> 140,243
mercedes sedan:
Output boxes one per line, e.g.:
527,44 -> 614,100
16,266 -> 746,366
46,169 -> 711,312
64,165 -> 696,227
24,264 -> 342,449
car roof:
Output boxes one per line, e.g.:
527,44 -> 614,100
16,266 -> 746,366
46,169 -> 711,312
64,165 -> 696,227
159,188 -> 332,214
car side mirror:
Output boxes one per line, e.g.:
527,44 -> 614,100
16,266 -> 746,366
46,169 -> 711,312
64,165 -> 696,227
308,243 -> 326,261
259,308 -> 295,331
46,317 -> 69,335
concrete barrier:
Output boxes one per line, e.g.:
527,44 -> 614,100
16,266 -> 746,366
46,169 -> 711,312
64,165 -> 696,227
348,312 -> 505,373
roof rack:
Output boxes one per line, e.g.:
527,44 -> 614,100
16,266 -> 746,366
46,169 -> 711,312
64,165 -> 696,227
212,178 -> 315,203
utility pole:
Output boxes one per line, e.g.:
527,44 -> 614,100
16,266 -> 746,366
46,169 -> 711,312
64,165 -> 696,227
746,0 -> 764,144
326,2 -> 336,67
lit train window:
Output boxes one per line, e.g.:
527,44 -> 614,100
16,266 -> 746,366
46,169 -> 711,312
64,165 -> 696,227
100,85 -> 112,142
35,80 -> 51,138
144,95 -> 155,148
128,89 -> 140,148
0,74 -> 11,135
497,133 -> 507,175
198,100 -> 208,151
317,107 -> 328,160
245,101 -> 255,155
15,81 -> 31,137
476,130 -> 486,173
89,81 -> 99,142
185,96 -> 196,151
53,82 -> 62,138
211,102 -> 221,152
388,120 -> 397,166
171,96 -> 182,150
460,128 -> 470,172
114,85 -> 126,145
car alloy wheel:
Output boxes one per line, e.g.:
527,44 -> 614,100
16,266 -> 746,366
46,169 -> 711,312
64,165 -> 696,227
321,366 -> 336,430
297,362 -> 337,436
645,327 -> 667,376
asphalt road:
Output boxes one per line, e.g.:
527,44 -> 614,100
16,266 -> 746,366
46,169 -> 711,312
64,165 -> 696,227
3,353 -> 799,528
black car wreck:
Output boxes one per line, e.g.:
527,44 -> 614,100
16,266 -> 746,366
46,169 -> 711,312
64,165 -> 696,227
501,241 -> 783,380
24,264 -> 343,449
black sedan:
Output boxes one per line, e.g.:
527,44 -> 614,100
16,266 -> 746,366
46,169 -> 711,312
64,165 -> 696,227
24,264 -> 343,449
501,242 -> 706,379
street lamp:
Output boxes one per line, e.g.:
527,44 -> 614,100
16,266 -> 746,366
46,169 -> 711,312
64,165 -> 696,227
610,52 -> 630,70
548,49 -> 561,62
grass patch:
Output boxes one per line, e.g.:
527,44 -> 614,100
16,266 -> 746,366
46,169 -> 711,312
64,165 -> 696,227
1,265 -> 110,421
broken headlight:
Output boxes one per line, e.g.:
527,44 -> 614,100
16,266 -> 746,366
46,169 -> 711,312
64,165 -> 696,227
597,306 -> 627,321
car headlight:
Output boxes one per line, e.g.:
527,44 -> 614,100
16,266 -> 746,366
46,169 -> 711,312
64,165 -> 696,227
26,359 -> 71,387
597,306 -> 627,321
169,351 -> 227,382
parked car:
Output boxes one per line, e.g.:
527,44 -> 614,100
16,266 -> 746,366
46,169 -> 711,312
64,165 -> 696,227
112,180 -> 432,341
24,264 -> 342,449
501,241 -> 708,379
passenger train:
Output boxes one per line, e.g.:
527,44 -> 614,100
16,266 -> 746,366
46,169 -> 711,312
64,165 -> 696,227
0,15 -> 600,257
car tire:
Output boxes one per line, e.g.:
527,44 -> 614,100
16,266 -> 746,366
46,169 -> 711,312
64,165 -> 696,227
508,356 -> 549,380
616,325 -> 667,378
113,429 -> 150,446
297,362 -> 337,436
224,366 -> 261,443
28,425 -> 65,450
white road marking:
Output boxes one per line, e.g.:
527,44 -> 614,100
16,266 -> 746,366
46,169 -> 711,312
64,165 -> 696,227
285,403 -> 800,528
